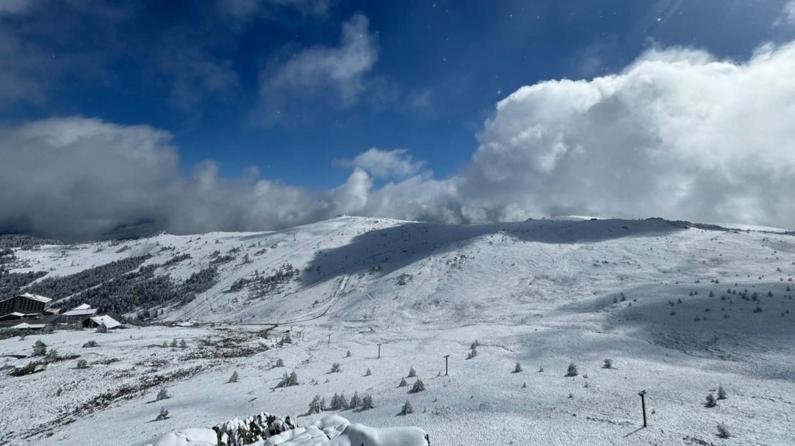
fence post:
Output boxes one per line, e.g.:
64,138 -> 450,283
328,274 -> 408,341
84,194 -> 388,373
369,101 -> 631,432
638,390 -> 647,427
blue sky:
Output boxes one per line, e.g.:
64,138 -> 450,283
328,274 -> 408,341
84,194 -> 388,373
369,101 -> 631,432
2,0 -> 795,238
3,0 -> 792,188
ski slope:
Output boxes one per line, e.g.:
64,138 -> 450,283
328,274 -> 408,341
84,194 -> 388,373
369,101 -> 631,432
2,216 -> 794,445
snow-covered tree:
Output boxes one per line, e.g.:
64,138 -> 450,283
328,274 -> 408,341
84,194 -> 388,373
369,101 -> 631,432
603,359 -> 613,369
513,362 -> 522,373
566,363 -> 578,377
717,386 -> 727,400
155,407 -> 169,421
716,422 -> 730,438
400,400 -> 414,415
156,388 -> 169,401
364,368 -> 371,376
275,358 -> 285,367
349,392 -> 361,409
409,379 -> 425,393
32,340 -> 47,356
76,359 -> 88,369
330,362 -> 342,373
398,377 -> 408,387
179,339 -> 187,348
705,393 -> 717,408
407,366 -> 416,378
228,371 -> 239,383
308,395 -> 324,414
361,394 -> 374,410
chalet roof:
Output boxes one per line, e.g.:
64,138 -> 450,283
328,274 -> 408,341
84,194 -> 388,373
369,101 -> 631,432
11,322 -> 46,330
62,304 -> 98,317
17,292 -> 52,304
88,315 -> 121,329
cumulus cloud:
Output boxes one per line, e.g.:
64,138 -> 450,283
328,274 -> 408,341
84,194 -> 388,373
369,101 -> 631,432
4,40 -> 795,239
783,1 -> 795,25
337,148 -> 425,179
259,13 -> 377,117
459,41 -> 795,227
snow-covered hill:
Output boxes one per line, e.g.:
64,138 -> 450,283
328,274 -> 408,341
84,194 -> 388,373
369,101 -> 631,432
1,216 -> 794,445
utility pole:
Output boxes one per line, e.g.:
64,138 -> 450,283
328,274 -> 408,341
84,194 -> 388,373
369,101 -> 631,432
444,355 -> 450,376
377,343 -> 381,359
638,390 -> 647,427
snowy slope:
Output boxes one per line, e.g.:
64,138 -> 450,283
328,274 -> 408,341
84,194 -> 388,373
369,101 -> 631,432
2,216 -> 794,445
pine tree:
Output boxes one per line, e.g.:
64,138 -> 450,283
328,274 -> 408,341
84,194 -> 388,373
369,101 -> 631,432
361,394 -> 374,410
603,359 -> 613,369
398,377 -> 408,387
566,363 -> 578,377
179,339 -> 187,348
170,338 -> 178,348
156,388 -> 169,401
32,340 -> 47,356
330,362 -> 341,373
228,371 -> 239,383
705,393 -> 717,408
513,362 -> 522,373
275,358 -> 285,367
409,379 -> 425,393
349,391 -> 361,409
400,400 -> 414,415
308,395 -> 324,414
716,422 -> 730,438
717,386 -> 727,400
408,366 -> 416,378
364,368 -> 372,376
155,407 -> 169,421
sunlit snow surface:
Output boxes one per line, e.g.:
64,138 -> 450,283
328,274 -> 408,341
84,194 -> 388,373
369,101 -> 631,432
2,217 -> 794,445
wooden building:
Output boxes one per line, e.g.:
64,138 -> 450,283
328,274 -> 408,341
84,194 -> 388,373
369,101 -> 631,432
0,293 -> 53,318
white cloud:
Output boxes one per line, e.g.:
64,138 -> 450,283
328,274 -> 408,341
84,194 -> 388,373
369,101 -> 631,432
785,1 -> 795,25
260,13 -> 377,114
4,40 -> 795,238
458,41 -> 795,227
218,0 -> 329,23
338,148 -> 425,179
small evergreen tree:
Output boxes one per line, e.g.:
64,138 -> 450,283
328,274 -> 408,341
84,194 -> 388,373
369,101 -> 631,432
716,422 -> 730,439
155,407 -> 169,421
32,340 -> 47,356
179,339 -> 187,348
346,350 -> 352,358
275,358 -> 285,367
398,377 -> 408,387
603,359 -> 613,369
466,346 -> 477,360
400,400 -> 414,415
330,362 -> 341,373
156,388 -> 170,401
228,371 -> 239,383
45,349 -> 59,362
349,391 -> 361,409
82,340 -> 98,348
170,338 -> 178,348
308,395 -> 324,414
513,362 -> 522,373
76,359 -> 89,369
361,394 -> 374,410
409,379 -> 425,393
566,363 -> 578,377
705,393 -> 717,408
364,368 -> 371,376
408,366 -> 416,378
717,386 -> 727,400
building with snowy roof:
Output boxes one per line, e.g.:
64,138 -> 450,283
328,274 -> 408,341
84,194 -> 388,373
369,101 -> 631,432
61,303 -> 98,318
0,293 -> 54,319
82,315 -> 122,330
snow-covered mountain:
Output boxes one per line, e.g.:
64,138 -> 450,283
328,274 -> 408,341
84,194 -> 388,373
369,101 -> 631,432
1,216 -> 794,445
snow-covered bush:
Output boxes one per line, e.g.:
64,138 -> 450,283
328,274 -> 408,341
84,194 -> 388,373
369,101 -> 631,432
409,379 -> 425,393
513,362 -> 522,373
170,338 -> 178,348
346,350 -> 351,358
156,388 -> 170,401
275,358 -> 285,368
603,359 -> 613,369
228,371 -> 239,383
330,393 -> 348,410
466,346 -> 477,360
566,363 -> 578,377
76,359 -> 89,369
400,400 -> 414,415
408,366 -> 416,378
179,339 -> 187,348
361,394 -> 374,410
398,377 -> 408,387
717,422 -> 731,438
364,368 -> 371,376
717,386 -> 727,400
82,340 -> 98,348
330,362 -> 342,373
45,349 -> 59,362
